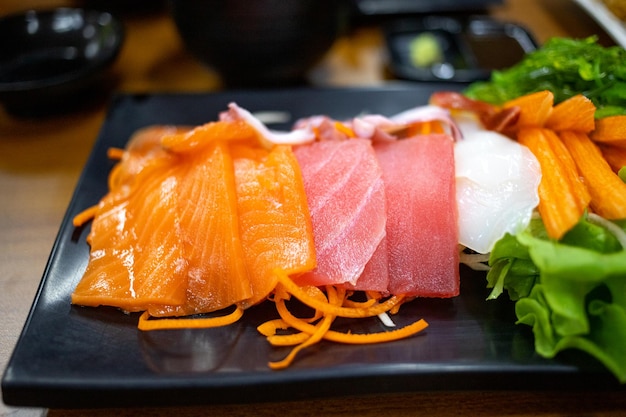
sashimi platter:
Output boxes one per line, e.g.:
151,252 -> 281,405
3,37 -> 626,408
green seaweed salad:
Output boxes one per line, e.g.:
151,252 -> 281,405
465,37 -> 626,383
466,36 -> 626,118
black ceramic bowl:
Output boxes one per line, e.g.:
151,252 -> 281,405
0,8 -> 124,117
169,0 -> 348,88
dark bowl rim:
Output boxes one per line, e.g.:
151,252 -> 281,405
0,7 -> 125,93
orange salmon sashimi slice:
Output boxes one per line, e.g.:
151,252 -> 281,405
73,121 -> 317,320
232,144 -> 317,308
108,126 -> 190,191
161,119 -> 259,153
71,156 -> 189,312
150,141 -> 253,317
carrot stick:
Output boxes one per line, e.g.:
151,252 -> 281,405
560,130 -> 626,219
517,128 -> 591,239
599,143 -> 626,174
591,115 -> 626,147
544,94 -> 596,133
504,90 -> 554,130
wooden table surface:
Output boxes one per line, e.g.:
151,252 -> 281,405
1,0 -> 625,416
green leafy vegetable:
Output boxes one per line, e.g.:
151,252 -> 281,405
487,215 -> 626,383
465,37 -> 626,118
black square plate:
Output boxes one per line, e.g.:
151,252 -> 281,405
2,86 -> 621,409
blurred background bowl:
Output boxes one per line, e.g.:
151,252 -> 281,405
0,8 -> 124,117
169,0 -> 349,88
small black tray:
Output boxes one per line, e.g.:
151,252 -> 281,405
385,16 -> 537,82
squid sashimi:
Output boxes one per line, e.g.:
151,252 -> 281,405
374,135 -> 460,297
292,139 -> 387,288
72,129 -> 188,311
231,144 -> 317,308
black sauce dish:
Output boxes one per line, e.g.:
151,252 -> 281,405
0,8 -> 124,117
385,16 -> 538,83
169,0 -> 350,88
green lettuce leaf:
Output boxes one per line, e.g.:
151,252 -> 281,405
487,215 -> 626,383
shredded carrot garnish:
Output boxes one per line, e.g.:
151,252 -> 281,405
107,147 -> 125,160
72,205 -> 99,228
267,285 -> 342,369
264,325 -> 311,346
341,297 -> 378,309
407,121 -> 445,136
273,269 -> 404,318
257,276 -> 428,368
257,319 -> 295,338
267,295 -> 428,345
333,121 -> 356,138
268,311 -> 334,370
137,306 -> 244,331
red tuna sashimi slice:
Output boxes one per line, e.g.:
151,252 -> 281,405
374,135 -> 459,297
343,236 -> 389,292
292,139 -> 387,288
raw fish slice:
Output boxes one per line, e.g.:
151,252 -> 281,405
109,126 -> 187,190
160,120 -> 258,153
120,163 -> 188,307
72,159 -> 188,311
455,130 -> 541,253
232,144 -> 317,307
151,142 -> 253,316
293,139 -> 387,287
375,135 -> 459,297
342,236 -> 389,292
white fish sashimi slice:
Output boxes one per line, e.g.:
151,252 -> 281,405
455,130 -> 541,254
